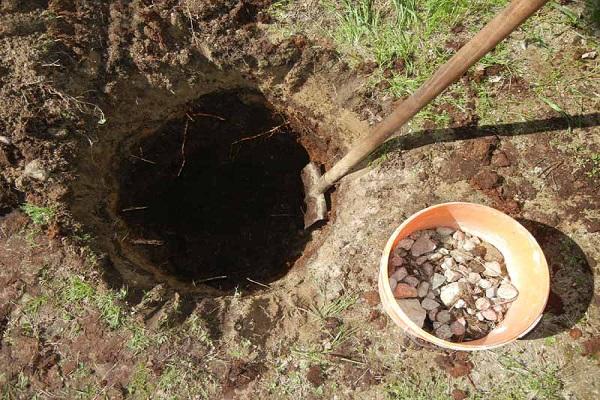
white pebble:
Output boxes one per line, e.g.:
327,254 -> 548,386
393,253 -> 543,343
444,269 -> 462,282
441,257 -> 455,270
485,287 -> 497,298
497,283 -> 518,300
462,240 -> 477,251
478,279 -> 492,289
453,231 -> 466,241
467,272 -> 481,284
454,299 -> 466,309
483,261 -> 502,277
440,282 -> 466,307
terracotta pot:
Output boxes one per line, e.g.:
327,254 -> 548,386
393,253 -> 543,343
378,202 -> 549,350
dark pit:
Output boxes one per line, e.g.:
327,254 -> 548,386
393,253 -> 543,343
118,91 -> 311,293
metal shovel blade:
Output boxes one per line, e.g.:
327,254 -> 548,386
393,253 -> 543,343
301,162 -> 327,228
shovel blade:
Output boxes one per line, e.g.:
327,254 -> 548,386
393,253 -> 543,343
301,162 -> 327,228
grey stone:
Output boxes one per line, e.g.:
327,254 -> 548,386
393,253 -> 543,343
411,236 -> 437,257
404,275 -> 420,287
391,267 -> 407,282
389,255 -> 404,267
481,309 -> 498,321
435,324 -> 453,340
436,227 -> 455,236
397,238 -> 414,250
450,249 -> 473,264
431,273 -> 446,289
421,263 -> 434,276
417,281 -> 430,298
421,298 -> 440,311
396,299 -> 426,328
450,320 -> 466,336
436,310 -> 451,323
389,277 -> 397,291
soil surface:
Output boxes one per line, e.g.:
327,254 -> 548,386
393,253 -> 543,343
0,0 -> 599,399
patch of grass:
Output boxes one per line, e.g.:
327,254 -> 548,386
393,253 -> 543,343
24,295 -> 48,316
21,203 -> 55,226
127,363 -> 153,398
386,373 -> 449,399
128,324 -> 152,354
317,293 -> 358,319
586,153 -> 600,178
337,0 -> 381,44
490,355 -> 564,400
62,276 -> 126,329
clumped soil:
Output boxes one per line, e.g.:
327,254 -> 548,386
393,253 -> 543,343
118,91 -> 311,292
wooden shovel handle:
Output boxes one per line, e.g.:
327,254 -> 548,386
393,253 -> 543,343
315,0 -> 549,194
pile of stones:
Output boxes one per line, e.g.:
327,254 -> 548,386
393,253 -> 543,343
388,227 -> 519,341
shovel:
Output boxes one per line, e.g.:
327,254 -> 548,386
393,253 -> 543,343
302,0 -> 549,228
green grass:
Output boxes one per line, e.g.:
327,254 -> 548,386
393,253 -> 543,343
386,373 -> 449,400
586,153 -> 600,178
21,203 -> 55,226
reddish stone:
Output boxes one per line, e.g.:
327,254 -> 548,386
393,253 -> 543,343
393,283 -> 418,299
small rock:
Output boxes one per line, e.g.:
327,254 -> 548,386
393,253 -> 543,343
435,324 -> 453,340
396,238 -> 414,250
436,310 -> 451,323
431,273 -> 446,289
363,291 -> 380,306
476,312 -> 485,321
450,320 -> 466,336
482,243 -> 503,262
471,169 -> 501,189
433,321 -> 442,329
391,267 -> 408,282
404,275 -> 420,287
493,304 -> 504,313
467,272 -> 481,284
436,226 -> 455,236
394,283 -> 418,299
0,135 -> 11,145
473,287 -> 483,295
421,298 -> 440,310
417,281 -> 430,297
462,239 -> 477,251
426,291 -> 436,299
483,261 -> 502,277
450,249 -> 472,264
466,308 -> 476,315
454,299 -> 466,309
389,277 -> 398,291
396,299 -> 426,328
478,279 -> 492,289
497,283 -> 518,300
440,282 -> 466,307
452,231 -> 466,241
415,255 -> 428,265
475,297 -> 491,311
438,247 -> 450,255
23,160 -> 49,181
481,309 -> 497,321
428,308 -> 438,321
411,236 -> 437,257
421,263 -> 434,276
428,252 -> 443,261
581,50 -> 597,60
444,269 -> 462,282
389,255 -> 404,267
485,287 -> 497,298
441,257 -> 455,270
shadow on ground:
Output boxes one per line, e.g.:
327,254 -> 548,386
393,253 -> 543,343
370,112 -> 600,157
518,219 -> 595,339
